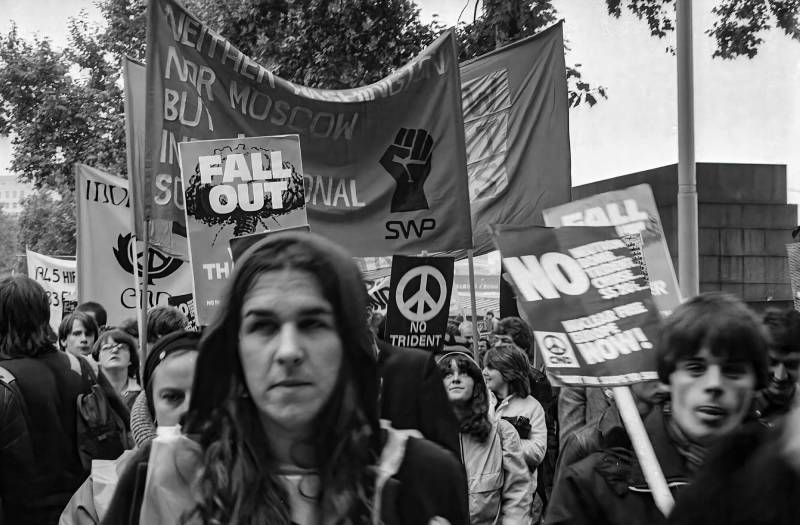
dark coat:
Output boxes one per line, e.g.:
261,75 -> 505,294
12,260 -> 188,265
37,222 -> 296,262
544,408 -> 689,525
102,429 -> 470,525
377,340 -> 460,457
0,350 -> 94,525
668,420 -> 799,525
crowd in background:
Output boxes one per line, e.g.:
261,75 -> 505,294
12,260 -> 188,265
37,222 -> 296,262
1,231 -> 800,524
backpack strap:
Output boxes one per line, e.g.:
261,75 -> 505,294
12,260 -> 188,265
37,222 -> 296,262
0,365 -> 15,384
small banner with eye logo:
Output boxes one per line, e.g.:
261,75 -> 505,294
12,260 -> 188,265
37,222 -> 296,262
178,135 -> 309,325
491,224 -> 662,387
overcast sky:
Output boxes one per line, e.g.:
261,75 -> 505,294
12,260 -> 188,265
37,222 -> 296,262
2,0 -> 799,202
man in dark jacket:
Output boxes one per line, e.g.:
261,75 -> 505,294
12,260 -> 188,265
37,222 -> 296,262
545,293 -> 770,525
0,275 -> 95,525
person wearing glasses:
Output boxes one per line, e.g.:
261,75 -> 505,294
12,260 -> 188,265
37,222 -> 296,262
92,328 -> 141,410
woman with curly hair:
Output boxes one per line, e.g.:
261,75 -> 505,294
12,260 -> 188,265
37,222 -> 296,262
438,351 -> 532,524
103,231 -> 467,525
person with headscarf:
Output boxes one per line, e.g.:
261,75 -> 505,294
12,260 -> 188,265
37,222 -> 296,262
438,351 -> 532,524
102,232 -> 468,525
60,330 -> 200,525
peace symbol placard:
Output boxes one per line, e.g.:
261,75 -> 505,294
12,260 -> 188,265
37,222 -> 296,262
385,256 -> 455,352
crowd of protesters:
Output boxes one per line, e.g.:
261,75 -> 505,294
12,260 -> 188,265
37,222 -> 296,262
1,231 -> 800,524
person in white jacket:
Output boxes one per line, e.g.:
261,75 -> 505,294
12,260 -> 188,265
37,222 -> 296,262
483,344 -> 548,477
438,350 -> 532,524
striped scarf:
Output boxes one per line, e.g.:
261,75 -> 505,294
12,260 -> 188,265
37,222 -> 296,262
664,405 -> 708,474
130,391 -> 157,447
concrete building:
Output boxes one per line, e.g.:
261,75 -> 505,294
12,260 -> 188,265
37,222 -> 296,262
573,163 -> 797,311
0,175 -> 33,215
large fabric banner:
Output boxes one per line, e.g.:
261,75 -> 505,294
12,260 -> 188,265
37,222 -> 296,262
458,23 -> 571,256
122,56 -> 147,237
178,135 -> 308,324
145,0 -> 472,256
75,164 -> 194,325
492,224 -> 661,387
26,250 -> 77,332
543,184 -> 681,317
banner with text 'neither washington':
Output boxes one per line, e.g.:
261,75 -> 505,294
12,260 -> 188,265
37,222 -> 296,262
145,0 -> 472,256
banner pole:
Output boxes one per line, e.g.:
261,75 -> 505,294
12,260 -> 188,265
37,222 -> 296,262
613,386 -> 674,516
140,219 -> 150,362
468,250 -> 480,361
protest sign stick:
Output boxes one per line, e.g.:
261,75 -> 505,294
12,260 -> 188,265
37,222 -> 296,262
468,250 -> 480,361
140,219 -> 150,360
613,385 -> 674,516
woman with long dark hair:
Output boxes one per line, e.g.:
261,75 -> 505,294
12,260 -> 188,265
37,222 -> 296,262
438,351 -> 532,524
103,232 -> 467,525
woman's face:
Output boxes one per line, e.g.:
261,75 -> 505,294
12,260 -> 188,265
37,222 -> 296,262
482,363 -> 507,396
152,351 -> 197,427
669,346 -> 756,445
63,320 -> 95,357
97,337 -> 131,371
442,360 -> 475,405
238,269 -> 343,436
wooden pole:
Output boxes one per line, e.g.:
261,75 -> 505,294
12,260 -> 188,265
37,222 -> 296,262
468,250 -> 480,362
613,386 -> 674,516
140,219 -> 150,363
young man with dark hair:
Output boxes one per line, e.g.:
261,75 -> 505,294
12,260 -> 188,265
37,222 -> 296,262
752,307 -> 800,424
0,275 -> 95,525
75,301 -> 108,329
145,305 -> 188,346
546,292 -> 769,525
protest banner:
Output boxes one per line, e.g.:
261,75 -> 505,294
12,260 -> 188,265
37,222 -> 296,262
543,184 -> 681,316
458,23 -> 571,256
787,243 -> 800,311
491,224 -> 662,387
145,0 -> 472,256
167,293 -> 199,331
367,276 -> 391,315
122,56 -> 147,237
75,164 -> 194,325
26,249 -> 77,332
178,135 -> 308,324
385,256 -> 454,352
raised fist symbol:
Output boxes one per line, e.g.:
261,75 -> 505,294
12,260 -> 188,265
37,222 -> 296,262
380,128 -> 433,212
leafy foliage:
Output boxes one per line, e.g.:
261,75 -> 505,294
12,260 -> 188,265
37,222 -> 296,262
456,0 -> 608,107
191,0 -> 439,89
0,209 -> 22,273
17,191 -> 76,257
605,0 -> 800,59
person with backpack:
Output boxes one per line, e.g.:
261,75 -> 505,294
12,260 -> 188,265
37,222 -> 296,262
0,275 -> 96,524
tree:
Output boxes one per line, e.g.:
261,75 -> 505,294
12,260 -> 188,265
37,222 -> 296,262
190,0 -> 439,89
0,25 -> 126,193
17,191 -> 76,257
605,0 -> 800,58
455,0 -> 607,107
0,209 -> 22,273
